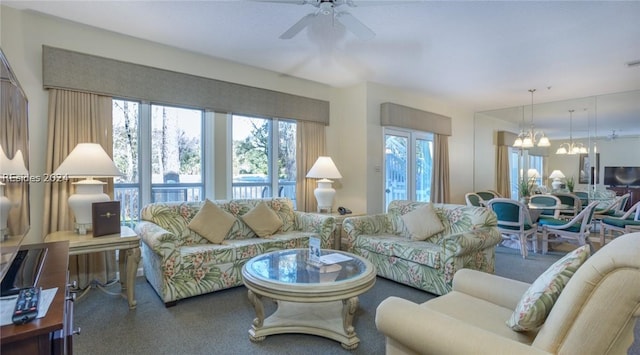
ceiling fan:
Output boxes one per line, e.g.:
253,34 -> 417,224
256,0 -> 376,40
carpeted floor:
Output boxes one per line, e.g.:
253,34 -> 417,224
73,246 -> 639,355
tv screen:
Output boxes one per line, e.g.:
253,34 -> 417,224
604,166 -> 640,187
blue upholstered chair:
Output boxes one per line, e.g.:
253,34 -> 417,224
475,191 -> 499,201
552,192 -> 583,220
464,192 -> 484,207
599,200 -> 640,245
485,198 -> 537,259
538,201 -> 599,254
530,194 -> 562,219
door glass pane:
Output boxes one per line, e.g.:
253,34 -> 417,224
415,138 -> 433,202
232,115 -> 271,198
385,134 -> 408,208
151,104 -> 202,202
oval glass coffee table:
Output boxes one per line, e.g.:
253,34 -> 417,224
242,248 -> 376,349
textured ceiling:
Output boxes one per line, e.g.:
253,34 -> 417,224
4,0 -> 640,138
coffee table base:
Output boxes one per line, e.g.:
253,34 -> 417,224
248,292 -> 360,350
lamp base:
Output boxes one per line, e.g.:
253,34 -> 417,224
69,179 -> 111,235
314,179 -> 336,214
551,180 -> 563,190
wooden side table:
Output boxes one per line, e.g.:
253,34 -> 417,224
45,226 -> 141,309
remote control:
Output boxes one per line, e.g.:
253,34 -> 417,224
12,287 -> 40,325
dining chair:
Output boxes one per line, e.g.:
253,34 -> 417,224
485,198 -> 538,258
464,192 -> 484,207
573,191 -> 589,208
552,192 -> 582,220
538,201 -> 599,254
599,200 -> 640,245
475,191 -> 499,201
529,194 -> 562,219
593,193 -> 631,226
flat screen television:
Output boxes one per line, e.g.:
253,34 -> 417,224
604,166 -> 640,187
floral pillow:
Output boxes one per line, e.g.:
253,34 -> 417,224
507,245 -> 590,331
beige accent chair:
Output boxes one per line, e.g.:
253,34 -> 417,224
376,232 -> 640,355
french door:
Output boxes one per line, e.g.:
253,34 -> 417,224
384,129 -> 433,210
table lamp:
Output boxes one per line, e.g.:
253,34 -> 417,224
306,156 -> 342,213
53,143 -> 121,234
549,170 -> 565,190
0,146 -> 28,238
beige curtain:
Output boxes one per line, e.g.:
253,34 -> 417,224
296,121 -> 326,212
43,89 -> 117,288
1,80 -> 30,235
496,145 -> 511,198
430,133 -> 450,203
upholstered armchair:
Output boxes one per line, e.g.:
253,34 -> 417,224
375,232 -> 640,355
599,201 -> 640,245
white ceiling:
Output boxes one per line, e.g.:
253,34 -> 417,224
5,0 -> 640,138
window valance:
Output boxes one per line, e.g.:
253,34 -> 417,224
42,46 -> 329,124
380,102 -> 451,136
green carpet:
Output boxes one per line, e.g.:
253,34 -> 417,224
73,246 -> 639,354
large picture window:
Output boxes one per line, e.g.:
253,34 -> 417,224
231,115 -> 297,205
113,100 -> 205,225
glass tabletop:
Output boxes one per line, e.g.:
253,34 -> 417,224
245,249 -> 368,285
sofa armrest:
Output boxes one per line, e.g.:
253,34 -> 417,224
135,220 -> 181,258
438,226 -> 502,256
342,214 -> 391,252
294,212 -> 335,249
376,297 -> 550,355
453,269 -> 530,310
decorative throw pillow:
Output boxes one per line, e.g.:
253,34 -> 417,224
507,245 -> 590,331
241,201 -> 283,237
401,203 -> 445,241
188,199 -> 237,244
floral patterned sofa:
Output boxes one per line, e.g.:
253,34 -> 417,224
135,198 -> 335,306
342,200 -> 502,296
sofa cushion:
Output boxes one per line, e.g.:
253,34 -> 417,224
354,234 -> 443,269
401,203 -> 445,241
507,245 -> 590,331
188,199 -> 237,244
241,201 -> 283,237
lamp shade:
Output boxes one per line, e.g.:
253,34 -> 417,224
54,143 -> 121,178
549,170 -> 565,179
527,169 -> 540,179
306,156 -> 342,180
0,146 -> 28,177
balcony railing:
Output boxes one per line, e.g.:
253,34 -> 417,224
114,180 -> 296,226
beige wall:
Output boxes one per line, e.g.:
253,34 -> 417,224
1,5 -> 477,243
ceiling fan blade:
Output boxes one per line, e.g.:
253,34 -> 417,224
335,11 -> 375,40
280,13 -> 317,39
250,0 -> 310,5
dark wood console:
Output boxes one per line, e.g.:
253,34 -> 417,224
608,186 -> 640,211
1,241 -> 75,355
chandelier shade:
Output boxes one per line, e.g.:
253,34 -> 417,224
513,89 -> 550,148
556,110 -> 588,155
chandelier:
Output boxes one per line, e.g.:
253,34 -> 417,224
556,109 -> 588,155
513,89 -> 550,148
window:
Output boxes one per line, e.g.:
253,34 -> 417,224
509,148 -> 545,199
150,104 -> 203,203
231,115 -> 296,205
113,100 -> 205,225
384,128 -> 434,210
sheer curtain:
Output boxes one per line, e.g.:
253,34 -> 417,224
296,121 -> 326,212
430,133 -> 450,203
43,89 -> 117,289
